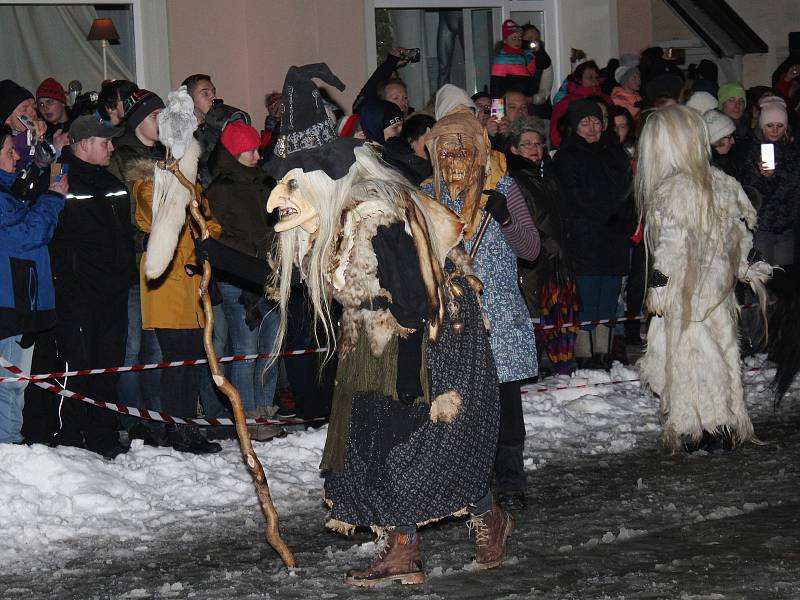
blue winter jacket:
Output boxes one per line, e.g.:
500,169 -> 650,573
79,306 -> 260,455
0,169 -> 64,339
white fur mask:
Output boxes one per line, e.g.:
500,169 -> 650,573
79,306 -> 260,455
158,86 -> 197,159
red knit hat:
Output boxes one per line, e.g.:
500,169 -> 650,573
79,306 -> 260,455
220,121 -> 261,156
336,114 -> 361,138
36,78 -> 67,104
502,19 -> 521,39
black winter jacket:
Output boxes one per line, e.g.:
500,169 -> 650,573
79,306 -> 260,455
737,136 -> 800,234
54,149 -> 137,298
205,144 -> 275,265
553,132 -> 634,276
382,137 -> 432,186
506,152 -> 566,251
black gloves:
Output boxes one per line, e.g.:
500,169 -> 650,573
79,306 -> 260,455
239,290 -> 264,331
194,237 -> 209,263
396,328 -> 424,406
483,189 -> 512,226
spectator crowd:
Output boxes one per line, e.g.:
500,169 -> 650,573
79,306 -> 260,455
1,21 -> 798,482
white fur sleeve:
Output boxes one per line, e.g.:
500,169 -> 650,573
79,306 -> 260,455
143,138 -> 201,280
645,211 -> 685,317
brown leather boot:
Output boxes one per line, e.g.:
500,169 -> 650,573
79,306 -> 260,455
468,504 -> 514,569
344,531 -> 425,587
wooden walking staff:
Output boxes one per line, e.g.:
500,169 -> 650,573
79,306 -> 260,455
166,162 -> 296,569
469,213 -> 492,260
469,151 -> 507,260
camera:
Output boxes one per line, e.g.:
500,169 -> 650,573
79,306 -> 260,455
399,48 -> 421,63
528,40 -> 540,52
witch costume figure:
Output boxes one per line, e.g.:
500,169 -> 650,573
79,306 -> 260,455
636,105 -> 772,453
421,90 -> 540,511
264,64 -> 513,587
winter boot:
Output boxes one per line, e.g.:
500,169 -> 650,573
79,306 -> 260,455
247,424 -> 286,442
186,427 -> 222,454
166,424 -> 222,454
467,504 -> 514,569
344,531 -> 425,587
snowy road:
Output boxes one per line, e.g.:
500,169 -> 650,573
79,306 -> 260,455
5,419 -> 800,599
2,361 -> 800,599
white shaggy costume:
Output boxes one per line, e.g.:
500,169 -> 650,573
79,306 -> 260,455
638,168 -> 770,451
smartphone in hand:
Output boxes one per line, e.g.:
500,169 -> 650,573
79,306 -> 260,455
50,162 -> 68,186
490,98 -> 505,121
760,143 -> 775,171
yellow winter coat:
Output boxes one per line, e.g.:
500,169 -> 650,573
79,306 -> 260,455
133,175 -> 220,330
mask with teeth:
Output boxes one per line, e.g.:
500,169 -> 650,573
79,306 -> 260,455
267,172 -> 320,235
437,134 -> 479,201
424,107 -> 490,239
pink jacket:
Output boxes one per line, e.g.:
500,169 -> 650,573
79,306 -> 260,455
610,86 -> 642,118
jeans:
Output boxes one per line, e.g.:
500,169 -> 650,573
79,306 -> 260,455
217,281 -> 279,413
118,285 -> 163,426
0,335 -> 33,444
576,275 -> 624,331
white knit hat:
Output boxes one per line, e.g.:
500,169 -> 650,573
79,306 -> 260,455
686,91 -> 718,115
434,84 -> 476,120
758,95 -> 788,129
614,65 -> 640,87
703,109 -> 735,144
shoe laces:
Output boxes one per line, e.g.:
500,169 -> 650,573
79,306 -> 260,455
467,515 -> 490,547
372,529 -> 392,562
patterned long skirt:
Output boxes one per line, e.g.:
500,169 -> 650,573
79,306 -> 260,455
324,273 -> 500,529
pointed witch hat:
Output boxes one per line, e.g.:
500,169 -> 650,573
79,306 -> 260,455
264,63 -> 363,181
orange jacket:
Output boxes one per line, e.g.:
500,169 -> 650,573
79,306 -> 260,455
134,177 -> 220,330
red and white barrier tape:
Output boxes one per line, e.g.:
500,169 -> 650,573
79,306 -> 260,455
0,356 -> 773,423
0,357 -> 323,427
533,302 -> 762,332
0,347 -> 329,383
524,366 -> 768,395
0,302 -> 766,384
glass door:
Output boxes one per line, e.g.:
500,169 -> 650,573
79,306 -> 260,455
375,7 -> 502,110
505,0 -> 562,95
367,0 -> 562,108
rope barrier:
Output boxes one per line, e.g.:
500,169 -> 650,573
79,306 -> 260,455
0,347 -> 329,383
532,302 -> 762,332
0,355 -> 774,425
0,302 -> 765,384
524,366 -> 769,395
0,357 -> 325,428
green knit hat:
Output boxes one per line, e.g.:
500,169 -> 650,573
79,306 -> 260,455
717,82 -> 746,109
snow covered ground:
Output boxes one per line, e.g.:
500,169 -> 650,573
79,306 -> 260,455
1,356 -> 799,598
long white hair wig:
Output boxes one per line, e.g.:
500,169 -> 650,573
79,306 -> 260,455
636,106 -> 719,318
269,144 -> 442,363
636,105 -> 715,234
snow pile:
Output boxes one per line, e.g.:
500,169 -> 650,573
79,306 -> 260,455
0,427 -> 326,564
0,358 -> 797,566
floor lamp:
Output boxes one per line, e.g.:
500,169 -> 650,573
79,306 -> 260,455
87,18 -> 120,82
